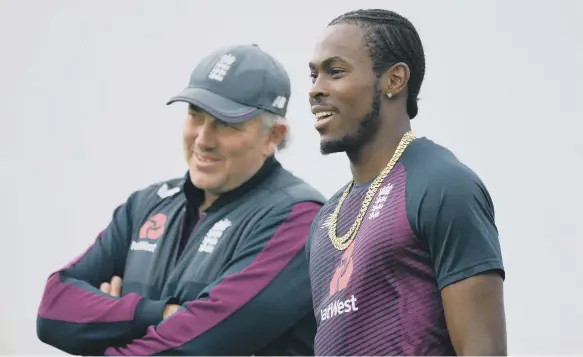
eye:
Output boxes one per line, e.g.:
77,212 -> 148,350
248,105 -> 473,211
309,72 -> 318,83
188,111 -> 204,122
329,68 -> 344,77
216,120 -> 242,130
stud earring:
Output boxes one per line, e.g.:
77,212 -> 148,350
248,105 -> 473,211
386,93 -> 393,99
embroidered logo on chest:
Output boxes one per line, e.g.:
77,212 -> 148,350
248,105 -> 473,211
131,213 -> 167,253
368,183 -> 394,220
198,219 -> 232,253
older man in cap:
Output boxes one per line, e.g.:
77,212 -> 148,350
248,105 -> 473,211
37,44 -> 325,356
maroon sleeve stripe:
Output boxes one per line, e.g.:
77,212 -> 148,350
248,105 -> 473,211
38,273 -> 142,323
38,231 -> 142,324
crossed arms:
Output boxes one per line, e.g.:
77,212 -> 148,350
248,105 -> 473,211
37,198 -> 322,356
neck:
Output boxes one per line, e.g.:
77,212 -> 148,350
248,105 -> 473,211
347,115 -> 411,184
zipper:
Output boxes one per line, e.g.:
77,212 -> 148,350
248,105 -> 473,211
173,209 -> 207,266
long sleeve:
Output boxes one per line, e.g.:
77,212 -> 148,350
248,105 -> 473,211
37,198 -> 171,356
105,201 -> 323,356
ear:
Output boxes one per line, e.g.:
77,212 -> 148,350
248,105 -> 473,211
379,62 -> 410,98
264,123 -> 287,155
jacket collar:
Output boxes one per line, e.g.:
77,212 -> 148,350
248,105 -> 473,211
183,155 -> 281,213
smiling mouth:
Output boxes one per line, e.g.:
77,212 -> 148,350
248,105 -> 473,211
195,152 -> 221,163
315,111 -> 335,121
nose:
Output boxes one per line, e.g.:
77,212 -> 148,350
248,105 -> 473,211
194,117 -> 217,149
309,77 -> 330,103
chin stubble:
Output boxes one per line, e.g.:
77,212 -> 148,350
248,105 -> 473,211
320,86 -> 382,156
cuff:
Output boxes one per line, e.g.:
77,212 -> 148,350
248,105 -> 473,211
133,297 -> 173,332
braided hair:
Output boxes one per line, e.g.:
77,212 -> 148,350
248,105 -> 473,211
329,9 -> 426,119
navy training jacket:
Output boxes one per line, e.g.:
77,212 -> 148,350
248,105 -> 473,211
37,156 -> 326,356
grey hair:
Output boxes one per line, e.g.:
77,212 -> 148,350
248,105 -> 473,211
259,111 -> 289,151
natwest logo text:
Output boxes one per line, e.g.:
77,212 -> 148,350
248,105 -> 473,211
320,294 -> 359,322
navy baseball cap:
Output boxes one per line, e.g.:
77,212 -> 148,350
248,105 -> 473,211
167,44 -> 291,123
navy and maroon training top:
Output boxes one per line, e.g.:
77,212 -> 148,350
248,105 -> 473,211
37,156 -> 326,356
308,137 -> 505,356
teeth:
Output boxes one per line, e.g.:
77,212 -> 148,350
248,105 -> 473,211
315,111 -> 335,119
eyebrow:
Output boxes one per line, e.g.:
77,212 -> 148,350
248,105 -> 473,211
308,56 -> 347,70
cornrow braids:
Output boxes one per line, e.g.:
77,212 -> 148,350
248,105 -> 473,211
329,9 -> 426,119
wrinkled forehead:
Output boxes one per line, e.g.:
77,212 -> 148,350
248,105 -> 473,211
309,24 -> 370,69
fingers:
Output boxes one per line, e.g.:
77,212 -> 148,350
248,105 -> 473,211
100,276 -> 123,297
162,304 -> 181,319
109,276 -> 123,297
100,282 -> 111,294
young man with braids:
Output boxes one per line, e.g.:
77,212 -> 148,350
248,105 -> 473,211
307,9 -> 507,356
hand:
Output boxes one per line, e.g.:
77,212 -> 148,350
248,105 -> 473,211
163,304 -> 181,319
100,276 -> 123,297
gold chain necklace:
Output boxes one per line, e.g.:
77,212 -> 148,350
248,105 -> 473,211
327,131 -> 416,250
